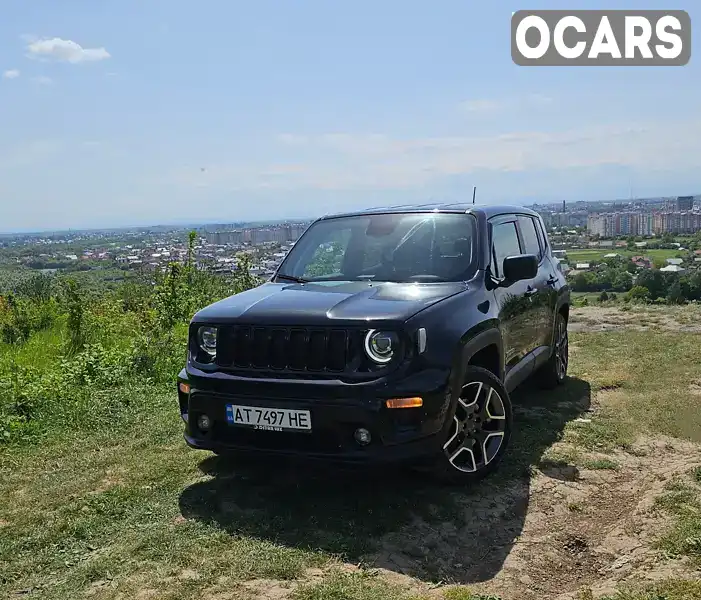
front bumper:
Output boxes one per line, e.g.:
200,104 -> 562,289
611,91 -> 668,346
177,367 -> 454,465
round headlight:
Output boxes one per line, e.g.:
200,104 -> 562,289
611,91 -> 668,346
197,326 -> 218,357
364,330 -> 399,364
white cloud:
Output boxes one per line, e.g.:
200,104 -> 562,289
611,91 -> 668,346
31,75 -> 53,85
26,37 -> 110,63
460,94 -> 554,114
171,118 -> 701,192
2,69 -> 20,79
461,99 -> 503,113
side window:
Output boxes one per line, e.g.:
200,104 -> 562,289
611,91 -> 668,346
517,216 -> 543,261
491,221 -> 522,279
536,218 -> 549,254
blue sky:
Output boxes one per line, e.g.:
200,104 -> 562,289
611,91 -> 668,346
0,0 -> 699,232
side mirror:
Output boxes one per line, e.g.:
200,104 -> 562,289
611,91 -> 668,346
502,254 -> 538,284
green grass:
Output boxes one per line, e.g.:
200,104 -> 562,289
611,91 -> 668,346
564,248 -> 684,264
581,458 -> 620,471
654,473 -> 701,564
593,580 -> 701,600
564,329 -> 701,450
292,570 -> 427,600
3,310 -> 701,598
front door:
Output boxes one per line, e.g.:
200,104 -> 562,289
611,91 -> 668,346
489,217 -> 540,380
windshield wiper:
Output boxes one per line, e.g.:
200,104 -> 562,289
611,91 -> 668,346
275,274 -> 310,284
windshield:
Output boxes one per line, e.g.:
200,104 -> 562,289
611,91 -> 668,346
275,212 -> 478,283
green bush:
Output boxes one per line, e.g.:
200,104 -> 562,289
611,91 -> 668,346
0,245 -> 260,444
0,294 -> 60,344
627,285 -> 651,303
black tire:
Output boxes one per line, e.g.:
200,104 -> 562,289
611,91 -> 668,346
536,312 -> 569,389
431,366 -> 513,485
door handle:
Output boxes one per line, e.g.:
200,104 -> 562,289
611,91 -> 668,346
525,286 -> 538,297
546,275 -> 557,286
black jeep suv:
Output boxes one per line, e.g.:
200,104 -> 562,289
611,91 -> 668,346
177,204 -> 569,482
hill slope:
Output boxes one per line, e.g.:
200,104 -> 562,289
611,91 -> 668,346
2,304 -> 701,600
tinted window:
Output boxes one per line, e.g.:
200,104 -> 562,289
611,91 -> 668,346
491,221 -> 522,279
518,216 -> 543,260
535,218 -> 548,253
279,212 -> 478,283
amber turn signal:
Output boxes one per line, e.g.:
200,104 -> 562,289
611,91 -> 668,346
179,382 -> 191,395
385,397 -> 423,409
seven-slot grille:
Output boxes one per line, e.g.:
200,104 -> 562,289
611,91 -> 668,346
215,325 -> 363,373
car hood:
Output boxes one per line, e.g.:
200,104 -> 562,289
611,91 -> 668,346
192,280 -> 468,326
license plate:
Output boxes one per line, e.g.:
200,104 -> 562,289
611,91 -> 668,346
226,405 -> 312,432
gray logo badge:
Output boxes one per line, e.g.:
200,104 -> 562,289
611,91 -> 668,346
511,10 -> 691,66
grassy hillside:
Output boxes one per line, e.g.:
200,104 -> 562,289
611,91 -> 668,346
2,273 -> 701,599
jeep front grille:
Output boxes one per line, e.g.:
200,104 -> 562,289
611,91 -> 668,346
214,325 -> 365,375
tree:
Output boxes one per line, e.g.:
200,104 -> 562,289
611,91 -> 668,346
186,230 -> 197,271
636,269 -> 665,300
687,272 -> 701,302
627,285 -> 650,303
612,271 -> 633,292
666,280 -> 686,305
233,254 -> 260,294
63,278 -> 86,355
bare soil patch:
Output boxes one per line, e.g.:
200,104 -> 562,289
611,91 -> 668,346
365,437 -> 701,600
569,305 -> 701,334
180,435 -> 701,600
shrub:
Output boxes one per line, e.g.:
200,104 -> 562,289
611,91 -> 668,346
62,278 -> 86,355
627,285 -> 651,303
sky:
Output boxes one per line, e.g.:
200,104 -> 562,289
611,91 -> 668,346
0,0 -> 699,233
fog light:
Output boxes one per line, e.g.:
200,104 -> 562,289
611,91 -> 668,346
354,428 -> 372,446
197,414 -> 212,431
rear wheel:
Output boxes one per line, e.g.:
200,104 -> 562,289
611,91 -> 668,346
536,312 -> 569,389
432,366 -> 513,484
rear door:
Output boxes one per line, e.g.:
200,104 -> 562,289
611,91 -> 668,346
515,214 -> 553,351
489,216 -> 540,378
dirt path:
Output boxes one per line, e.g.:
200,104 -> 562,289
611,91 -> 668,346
372,437 -> 701,600
196,435 -> 701,600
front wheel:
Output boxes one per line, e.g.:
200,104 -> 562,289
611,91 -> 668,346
432,366 -> 513,485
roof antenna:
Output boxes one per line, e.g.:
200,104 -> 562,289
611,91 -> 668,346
472,186 -> 477,205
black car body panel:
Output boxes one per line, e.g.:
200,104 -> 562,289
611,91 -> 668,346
192,280 -> 469,326
178,203 -> 570,465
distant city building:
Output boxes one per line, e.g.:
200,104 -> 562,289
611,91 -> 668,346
587,209 -> 701,236
676,196 -> 694,211
204,223 -> 308,246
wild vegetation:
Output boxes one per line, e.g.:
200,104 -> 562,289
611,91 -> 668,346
0,232 -> 259,445
568,255 -> 701,305
1,247 -> 701,599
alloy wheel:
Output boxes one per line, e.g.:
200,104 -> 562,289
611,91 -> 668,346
442,381 -> 507,473
555,317 -> 569,381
